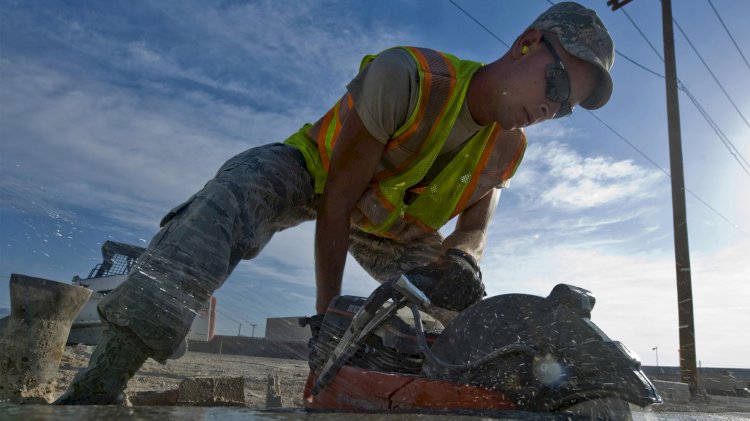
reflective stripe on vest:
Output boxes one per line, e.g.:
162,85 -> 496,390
285,46 -> 527,240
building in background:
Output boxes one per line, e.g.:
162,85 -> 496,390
265,317 -> 310,342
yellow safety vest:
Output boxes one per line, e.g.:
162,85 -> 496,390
285,46 -> 527,240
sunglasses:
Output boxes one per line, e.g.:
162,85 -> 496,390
540,36 -> 572,118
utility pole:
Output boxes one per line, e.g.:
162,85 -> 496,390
609,0 -> 699,397
652,346 -> 659,371
660,0 -> 698,398
238,323 -> 242,337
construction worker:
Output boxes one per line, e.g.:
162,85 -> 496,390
56,1 -> 614,404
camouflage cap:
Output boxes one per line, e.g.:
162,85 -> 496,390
529,1 -> 615,109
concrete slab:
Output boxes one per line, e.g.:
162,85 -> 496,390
653,379 -> 691,402
129,389 -> 179,406
265,375 -> 283,408
0,274 -> 91,403
177,376 -> 246,406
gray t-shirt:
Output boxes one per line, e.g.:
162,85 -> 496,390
346,48 -> 485,157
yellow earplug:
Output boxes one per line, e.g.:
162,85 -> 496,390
521,45 -> 529,55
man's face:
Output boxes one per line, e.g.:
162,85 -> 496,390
497,32 -> 598,130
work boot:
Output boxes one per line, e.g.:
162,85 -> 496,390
54,326 -> 152,405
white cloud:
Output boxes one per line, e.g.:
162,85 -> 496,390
117,1 -> 406,109
513,140 -> 665,211
0,64 -> 235,227
0,1 -> 409,231
0,0 -> 412,337
524,119 -> 579,141
478,236 -> 750,368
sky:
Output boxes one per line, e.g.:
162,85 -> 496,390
1,0 -> 748,370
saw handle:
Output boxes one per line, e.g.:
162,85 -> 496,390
393,274 -> 433,311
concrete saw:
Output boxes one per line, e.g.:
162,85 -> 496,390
303,278 -> 661,419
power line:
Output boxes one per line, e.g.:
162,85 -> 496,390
617,5 -> 750,178
458,0 -> 667,79
678,83 -> 750,176
683,187 -> 747,237
520,0 -> 667,79
447,0 -> 509,49
617,49 -> 664,79
672,17 -> 750,131
590,107 -> 748,237
585,110 -> 669,178
445,0 -> 747,238
621,8 -> 664,62
706,0 -> 750,73
680,84 -> 750,175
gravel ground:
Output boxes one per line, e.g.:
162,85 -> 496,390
57,344 -> 310,408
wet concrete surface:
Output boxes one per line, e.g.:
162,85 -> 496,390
1,404 -> 750,421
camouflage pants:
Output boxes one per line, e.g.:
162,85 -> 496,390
99,143 -> 443,362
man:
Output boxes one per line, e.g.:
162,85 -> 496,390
56,2 -> 614,404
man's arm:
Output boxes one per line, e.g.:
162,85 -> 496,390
440,188 -> 501,262
315,105 -> 385,314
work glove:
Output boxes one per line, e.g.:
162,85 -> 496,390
299,314 -> 326,371
404,248 -> 485,312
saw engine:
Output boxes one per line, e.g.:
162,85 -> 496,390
311,295 -> 445,375
306,281 -> 662,417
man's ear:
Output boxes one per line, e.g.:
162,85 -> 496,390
512,28 -> 543,59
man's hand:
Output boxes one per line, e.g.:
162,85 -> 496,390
404,248 -> 485,312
